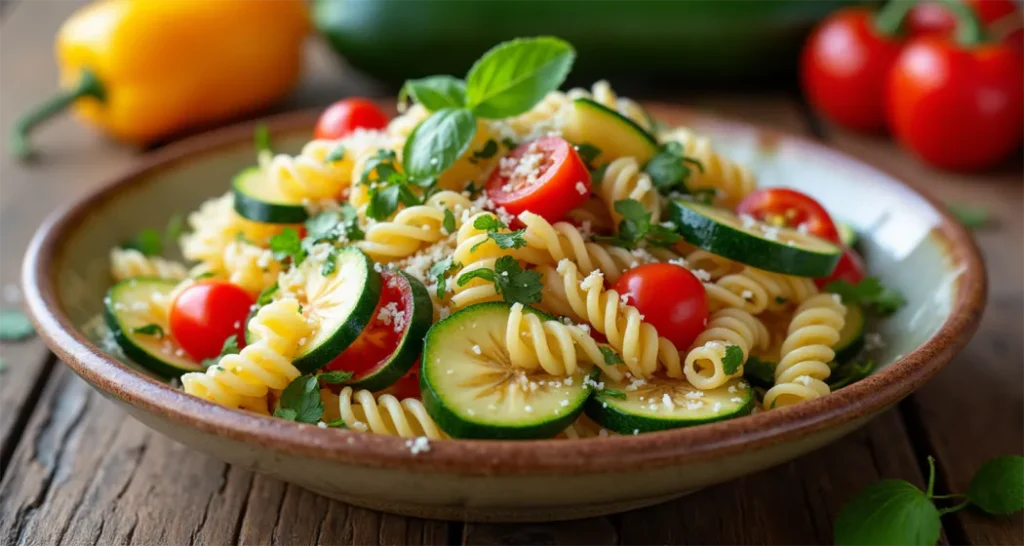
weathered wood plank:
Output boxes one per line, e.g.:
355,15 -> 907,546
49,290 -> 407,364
821,125 -> 1024,545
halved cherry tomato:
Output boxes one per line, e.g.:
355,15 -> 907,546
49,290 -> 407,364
816,246 -> 867,288
736,188 -> 840,243
613,263 -> 709,351
485,136 -> 591,223
313,98 -> 389,140
169,280 -> 254,361
325,270 -> 408,379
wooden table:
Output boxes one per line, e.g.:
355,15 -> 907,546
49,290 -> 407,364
1,2 -> 1021,544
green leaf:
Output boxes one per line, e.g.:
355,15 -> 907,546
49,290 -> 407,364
597,198 -> 681,250
121,228 -> 164,257
275,375 -> 324,424
403,108 -> 477,182
273,408 -> 298,420
429,256 -> 459,299
466,37 -> 576,119
254,123 -> 271,154
269,228 -> 305,264
442,209 -> 457,235
325,144 -> 345,163
489,229 -> 527,250
201,334 -> 242,369
826,278 -> 906,316
471,139 -> 499,162
473,215 -> 507,231
968,455 -> 1024,515
256,283 -> 278,306
132,323 -> 164,338
599,346 -> 624,365
644,141 -> 705,196
829,359 -> 876,390
316,369 -> 354,384
403,75 -> 467,111
575,143 -> 602,168
602,389 -> 628,399
834,480 -> 941,546
324,418 -> 347,428
493,255 -> 543,305
947,204 -> 989,229
721,345 -> 744,375
457,267 -> 497,287
501,137 -> 519,150
743,356 -> 776,389
0,309 -> 35,341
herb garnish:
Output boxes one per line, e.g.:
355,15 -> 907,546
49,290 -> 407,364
828,359 -> 875,390
721,345 -> 744,375
825,277 -> 905,316
470,215 -> 527,252
742,355 -> 776,388
269,228 -> 306,264
456,255 -> 542,305
200,335 -> 242,369
599,346 -> 624,365
596,199 -> 681,249
644,141 -> 705,197
274,370 -> 356,423
429,256 -> 460,299
131,324 -> 164,338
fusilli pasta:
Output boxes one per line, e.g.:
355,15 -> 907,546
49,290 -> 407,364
762,294 -> 846,409
109,248 -> 188,281
704,267 -> 818,315
659,128 -> 756,208
357,190 -> 475,261
507,302 -> 624,381
684,308 -> 768,390
326,386 -> 446,439
595,157 -> 661,227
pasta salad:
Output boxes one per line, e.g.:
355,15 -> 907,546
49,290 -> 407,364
103,37 -> 903,441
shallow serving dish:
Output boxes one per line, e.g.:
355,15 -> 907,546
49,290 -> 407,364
22,104 -> 986,522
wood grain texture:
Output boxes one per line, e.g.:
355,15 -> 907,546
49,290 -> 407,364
822,126 -> 1024,545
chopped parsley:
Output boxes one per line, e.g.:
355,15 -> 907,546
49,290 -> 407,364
596,198 -> 681,249
742,355 -> 776,388
273,375 -> 323,424
721,344 -> 744,375
200,334 -> 242,369
456,255 -> 542,305
599,346 -> 624,366
828,359 -> 875,390
269,228 -> 306,264
429,255 -> 460,299
360,149 -> 423,221
442,209 -> 457,235
825,277 -> 905,316
131,324 -> 164,338
469,139 -> 499,163
325,144 -> 345,163
470,215 -> 526,252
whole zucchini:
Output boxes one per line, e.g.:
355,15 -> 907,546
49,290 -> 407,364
314,0 -> 859,87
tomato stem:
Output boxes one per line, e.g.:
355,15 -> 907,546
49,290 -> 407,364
937,0 -> 987,46
874,0 -> 919,38
10,67 -> 106,160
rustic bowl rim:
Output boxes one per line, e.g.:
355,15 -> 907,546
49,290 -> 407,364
22,105 -> 987,476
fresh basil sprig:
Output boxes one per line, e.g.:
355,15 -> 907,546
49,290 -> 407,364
465,37 -> 576,119
401,75 -> 467,111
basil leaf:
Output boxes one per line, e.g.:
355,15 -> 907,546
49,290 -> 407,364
275,375 -> 324,424
968,455 -> 1024,515
403,76 -> 467,111
834,480 -> 940,546
466,37 -> 575,119
403,108 -> 477,182
721,345 -> 744,375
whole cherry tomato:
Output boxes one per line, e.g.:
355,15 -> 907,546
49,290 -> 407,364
736,188 -> 841,243
613,263 -> 709,350
887,4 -> 1024,171
169,280 -> 254,361
313,98 -> 389,140
485,136 -> 591,223
801,3 -> 915,132
816,246 -> 867,289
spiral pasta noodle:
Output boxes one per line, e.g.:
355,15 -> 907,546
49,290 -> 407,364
181,298 -> 313,410
545,259 -> 683,379
683,249 -> 740,280
180,193 -> 287,272
595,157 -> 661,226
568,80 -> 651,131
356,190 -> 475,261
506,91 -> 571,137
684,308 -> 769,390
222,240 -> 283,295
704,267 -> 818,315
330,386 -> 446,439
659,128 -> 756,208
506,302 -> 624,381
258,139 -> 353,203
763,294 -> 846,409
109,248 -> 188,281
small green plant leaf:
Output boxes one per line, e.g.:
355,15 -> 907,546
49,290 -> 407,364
275,375 -> 324,424
403,108 -> 477,183
466,37 -> 575,119
834,480 -> 941,546
968,455 -> 1024,515
721,345 -> 744,375
402,76 -> 467,111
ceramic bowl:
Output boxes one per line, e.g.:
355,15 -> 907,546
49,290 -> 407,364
22,105 -> 986,522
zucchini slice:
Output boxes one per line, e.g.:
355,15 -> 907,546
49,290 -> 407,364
291,247 -> 383,373
837,221 -> 859,248
833,303 -> 866,363
421,303 -> 594,439
670,199 -> 842,277
586,375 -> 754,434
232,165 -> 309,224
326,270 -> 433,391
561,98 -> 659,165
104,277 -> 202,378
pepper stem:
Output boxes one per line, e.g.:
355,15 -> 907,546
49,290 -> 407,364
938,0 -> 987,46
874,0 -> 919,38
10,68 -> 106,159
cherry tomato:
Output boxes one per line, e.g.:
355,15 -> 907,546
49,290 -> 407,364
736,188 -> 840,243
313,98 -> 389,140
908,0 -> 1019,44
325,271 -> 409,379
816,246 -> 867,289
800,6 -> 909,132
485,136 -> 591,223
169,281 -> 254,361
887,33 -> 1023,170
613,263 -> 709,351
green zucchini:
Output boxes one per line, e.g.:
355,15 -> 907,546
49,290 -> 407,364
291,247 -> 383,374
232,165 -> 309,224
561,98 -> 658,165
586,376 -> 754,434
421,303 -> 594,439
670,199 -> 842,277
105,277 -> 201,378
837,221 -> 858,248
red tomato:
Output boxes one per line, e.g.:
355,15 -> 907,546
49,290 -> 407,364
313,98 -> 389,140
816,247 -> 867,288
485,136 -> 591,223
325,271 -> 409,378
800,7 -> 908,132
613,264 -> 709,351
908,0 -> 1019,42
386,364 -> 421,400
169,281 -> 254,361
736,188 -> 841,243
887,35 -> 1024,171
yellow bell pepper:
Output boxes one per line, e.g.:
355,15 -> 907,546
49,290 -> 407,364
12,0 -> 308,158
